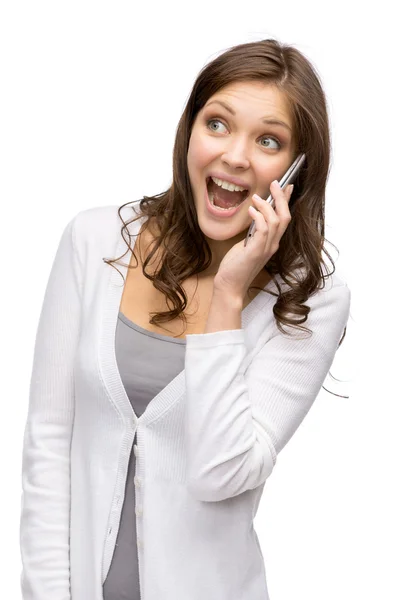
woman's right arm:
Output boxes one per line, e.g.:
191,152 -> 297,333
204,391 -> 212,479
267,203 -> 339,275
19,215 -> 83,600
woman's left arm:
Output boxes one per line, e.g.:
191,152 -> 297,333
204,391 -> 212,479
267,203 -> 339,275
184,281 -> 351,502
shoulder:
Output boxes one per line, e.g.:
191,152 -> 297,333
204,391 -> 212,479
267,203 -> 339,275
284,262 -> 351,334
304,267 -> 351,346
291,261 -> 351,301
72,202 -> 139,239
59,201 -> 139,266
320,275 -> 351,327
67,201 -> 142,255
317,264 -> 351,311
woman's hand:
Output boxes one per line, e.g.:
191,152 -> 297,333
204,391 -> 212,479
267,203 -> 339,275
213,180 -> 294,301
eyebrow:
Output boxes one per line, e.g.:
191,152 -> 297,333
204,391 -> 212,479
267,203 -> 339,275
204,99 -> 292,132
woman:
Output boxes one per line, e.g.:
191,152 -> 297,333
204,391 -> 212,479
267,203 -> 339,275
20,39 -> 351,600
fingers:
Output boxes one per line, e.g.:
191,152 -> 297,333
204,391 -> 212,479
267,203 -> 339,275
271,180 -> 293,205
269,181 -> 293,225
251,194 -> 279,227
250,181 -> 292,237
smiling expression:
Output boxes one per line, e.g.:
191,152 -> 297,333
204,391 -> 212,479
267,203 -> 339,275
187,80 -> 297,269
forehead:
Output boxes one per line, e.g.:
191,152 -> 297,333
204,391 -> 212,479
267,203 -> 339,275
203,81 -> 292,123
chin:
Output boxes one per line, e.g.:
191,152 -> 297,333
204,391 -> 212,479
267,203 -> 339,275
197,216 -> 249,243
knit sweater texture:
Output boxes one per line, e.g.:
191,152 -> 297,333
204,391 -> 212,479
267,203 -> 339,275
19,200 -> 351,599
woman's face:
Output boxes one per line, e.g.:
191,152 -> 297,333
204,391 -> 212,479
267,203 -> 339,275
187,80 -> 296,271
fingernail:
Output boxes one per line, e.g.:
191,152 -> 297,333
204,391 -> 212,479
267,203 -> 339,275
288,184 -> 294,195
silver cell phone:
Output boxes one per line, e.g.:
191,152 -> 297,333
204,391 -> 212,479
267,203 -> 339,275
244,153 -> 306,247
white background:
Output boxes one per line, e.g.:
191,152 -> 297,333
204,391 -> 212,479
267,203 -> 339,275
1,1 -> 398,598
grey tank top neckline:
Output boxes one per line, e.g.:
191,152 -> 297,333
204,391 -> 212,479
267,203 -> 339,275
118,311 -> 187,344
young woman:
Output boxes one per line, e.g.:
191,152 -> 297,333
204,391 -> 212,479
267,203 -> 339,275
20,38 -> 351,600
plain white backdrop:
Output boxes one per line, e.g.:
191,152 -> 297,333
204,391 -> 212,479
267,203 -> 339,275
1,1 -> 398,598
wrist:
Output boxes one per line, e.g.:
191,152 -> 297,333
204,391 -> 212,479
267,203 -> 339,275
211,286 -> 244,310
203,288 -> 243,334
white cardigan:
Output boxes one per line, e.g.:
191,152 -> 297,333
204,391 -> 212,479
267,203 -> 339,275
19,201 -> 351,600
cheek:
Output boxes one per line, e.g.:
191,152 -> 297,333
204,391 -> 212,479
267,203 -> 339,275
256,160 -> 290,194
188,132 -> 215,171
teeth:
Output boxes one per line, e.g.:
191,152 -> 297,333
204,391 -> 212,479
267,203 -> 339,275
211,176 -> 248,193
209,191 -> 242,210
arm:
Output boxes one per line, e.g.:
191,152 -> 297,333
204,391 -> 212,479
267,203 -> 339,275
184,281 -> 351,502
19,216 -> 82,599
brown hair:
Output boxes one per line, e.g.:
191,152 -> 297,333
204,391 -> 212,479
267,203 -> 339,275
103,38 -> 350,397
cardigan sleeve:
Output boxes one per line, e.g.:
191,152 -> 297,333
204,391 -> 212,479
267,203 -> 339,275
184,279 -> 351,503
19,215 -> 82,599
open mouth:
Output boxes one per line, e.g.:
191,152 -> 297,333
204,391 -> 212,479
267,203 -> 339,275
206,176 -> 250,209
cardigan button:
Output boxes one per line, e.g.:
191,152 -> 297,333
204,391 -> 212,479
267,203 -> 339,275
135,506 -> 143,517
133,445 -> 138,457
134,476 -> 141,487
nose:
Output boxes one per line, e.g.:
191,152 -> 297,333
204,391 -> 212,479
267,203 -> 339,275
221,138 -> 250,170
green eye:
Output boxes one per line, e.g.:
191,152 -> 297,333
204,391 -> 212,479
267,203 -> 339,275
260,136 -> 281,149
207,119 -> 226,132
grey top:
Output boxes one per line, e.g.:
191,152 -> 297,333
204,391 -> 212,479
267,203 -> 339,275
102,311 -> 186,600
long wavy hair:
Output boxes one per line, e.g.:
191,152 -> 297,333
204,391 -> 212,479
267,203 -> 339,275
103,38 -> 350,397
